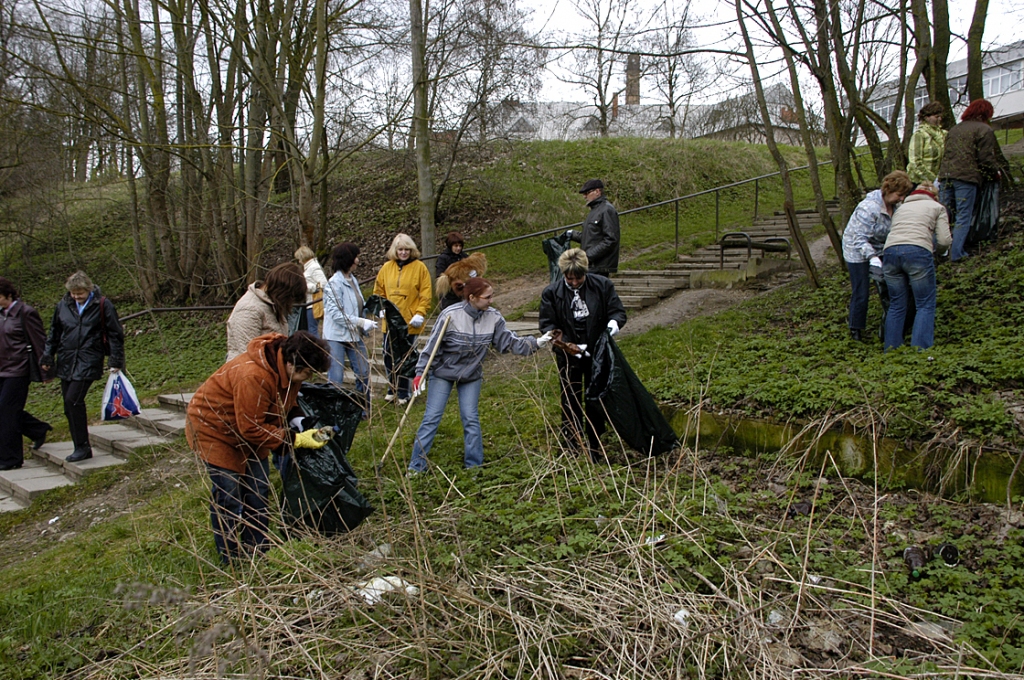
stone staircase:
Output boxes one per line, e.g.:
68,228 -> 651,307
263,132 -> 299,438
522,204 -> 837,322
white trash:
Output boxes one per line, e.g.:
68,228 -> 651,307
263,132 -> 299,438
673,607 -> 691,630
48,516 -> 59,525
354,576 -> 419,605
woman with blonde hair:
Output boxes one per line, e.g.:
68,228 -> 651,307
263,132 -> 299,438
41,271 -> 125,462
373,233 -> 432,404
294,245 -> 328,338
226,262 -> 306,361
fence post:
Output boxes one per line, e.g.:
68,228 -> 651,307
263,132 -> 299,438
715,190 -> 720,242
674,200 -> 680,259
754,178 -> 759,221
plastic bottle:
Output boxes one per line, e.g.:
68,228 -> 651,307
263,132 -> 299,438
935,543 -> 960,567
903,546 -> 927,580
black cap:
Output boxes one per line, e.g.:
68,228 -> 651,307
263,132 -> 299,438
579,178 -> 604,194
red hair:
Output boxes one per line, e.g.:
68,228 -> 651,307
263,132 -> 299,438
463,277 -> 492,300
961,99 -> 994,122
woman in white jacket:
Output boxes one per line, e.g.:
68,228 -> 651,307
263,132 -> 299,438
323,242 -> 378,393
295,246 -> 328,337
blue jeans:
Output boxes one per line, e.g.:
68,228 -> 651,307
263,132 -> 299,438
846,260 -> 871,331
305,308 -> 320,338
883,245 -> 937,350
408,376 -> 483,472
939,179 -> 977,261
327,339 -> 369,393
206,458 -> 271,564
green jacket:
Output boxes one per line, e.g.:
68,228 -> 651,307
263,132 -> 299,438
906,123 -> 946,184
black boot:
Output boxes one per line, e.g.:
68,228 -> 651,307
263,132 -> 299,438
31,425 -> 53,451
66,447 -> 93,462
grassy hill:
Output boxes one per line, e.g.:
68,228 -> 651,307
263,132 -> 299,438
3,140 -> 1024,678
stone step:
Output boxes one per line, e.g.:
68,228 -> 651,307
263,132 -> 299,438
610,277 -> 690,289
619,295 -> 660,308
0,459 -> 73,504
157,392 -> 193,413
124,409 -> 188,437
0,491 -> 27,512
613,286 -> 676,298
88,423 -> 178,457
30,441 -> 131,482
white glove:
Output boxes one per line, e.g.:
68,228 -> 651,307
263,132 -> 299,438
360,318 -> 379,333
565,229 -> 574,237
607,319 -> 619,337
574,343 -> 589,358
412,375 -> 425,398
410,314 -> 425,328
869,256 -> 882,269
537,331 -> 554,348
379,309 -> 386,319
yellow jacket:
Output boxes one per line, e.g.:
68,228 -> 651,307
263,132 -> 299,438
372,259 -> 432,335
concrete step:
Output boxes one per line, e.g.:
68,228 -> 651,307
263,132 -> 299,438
0,459 -> 74,504
30,441 -> 130,482
157,392 -> 193,413
619,295 -> 660,308
613,286 -> 676,298
124,409 -> 188,437
88,423 -> 178,457
0,489 -> 27,512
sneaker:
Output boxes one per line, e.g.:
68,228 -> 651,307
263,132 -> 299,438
384,393 -> 396,403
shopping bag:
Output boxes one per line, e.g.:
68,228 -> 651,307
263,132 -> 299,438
102,371 -> 141,421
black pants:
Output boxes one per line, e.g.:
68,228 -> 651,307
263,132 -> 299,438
61,379 -> 94,452
555,353 -> 606,455
19,410 -> 50,444
0,376 -> 30,467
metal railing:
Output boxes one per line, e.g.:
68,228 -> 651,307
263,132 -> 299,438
434,157 -> 841,261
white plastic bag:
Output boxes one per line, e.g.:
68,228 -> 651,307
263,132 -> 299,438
102,371 -> 141,421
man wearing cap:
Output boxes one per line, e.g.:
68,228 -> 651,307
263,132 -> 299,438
567,179 -> 620,276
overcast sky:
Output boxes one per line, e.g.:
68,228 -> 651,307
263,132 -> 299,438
520,0 -> 1024,104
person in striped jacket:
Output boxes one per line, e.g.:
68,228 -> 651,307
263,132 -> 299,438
407,278 -> 553,473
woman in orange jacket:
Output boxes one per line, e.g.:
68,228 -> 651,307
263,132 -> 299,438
372,233 -> 432,404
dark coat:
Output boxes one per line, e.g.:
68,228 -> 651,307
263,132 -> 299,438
539,274 -> 627,349
43,289 -> 125,381
0,301 -> 47,378
435,248 -> 467,278
938,119 -> 1010,186
570,195 -> 620,275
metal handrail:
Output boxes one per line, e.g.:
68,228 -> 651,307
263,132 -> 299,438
120,305 -> 235,322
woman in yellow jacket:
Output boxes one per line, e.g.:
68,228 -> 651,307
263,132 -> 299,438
373,233 -> 432,403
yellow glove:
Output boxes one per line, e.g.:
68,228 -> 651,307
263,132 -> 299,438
294,428 -> 329,449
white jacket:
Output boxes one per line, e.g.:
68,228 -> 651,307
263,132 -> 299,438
303,258 -> 329,303
323,271 -> 368,343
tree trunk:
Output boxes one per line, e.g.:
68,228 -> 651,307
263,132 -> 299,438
966,0 -> 989,102
410,0 -> 436,256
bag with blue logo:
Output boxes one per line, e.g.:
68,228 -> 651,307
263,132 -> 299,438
102,371 -> 141,421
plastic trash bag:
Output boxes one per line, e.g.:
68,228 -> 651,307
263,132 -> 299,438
967,180 -> 1000,247
363,295 -> 417,380
102,371 -> 141,421
282,383 -> 374,535
543,231 -> 574,284
586,333 -> 679,456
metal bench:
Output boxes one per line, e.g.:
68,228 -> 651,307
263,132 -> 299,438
718,232 -> 792,269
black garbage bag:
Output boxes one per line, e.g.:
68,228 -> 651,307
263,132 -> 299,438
543,231 -> 574,284
364,295 -> 417,380
967,181 -> 1000,247
585,333 -> 679,456
283,383 -> 374,534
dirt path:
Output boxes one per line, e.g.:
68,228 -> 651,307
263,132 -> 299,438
491,235 -> 838,335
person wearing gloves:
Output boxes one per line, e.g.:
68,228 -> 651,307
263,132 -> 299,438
0,277 -> 52,471
186,331 -> 331,564
938,98 -> 1012,261
41,271 -> 125,463
295,246 -> 328,338
323,242 -> 377,394
539,249 -> 627,460
566,179 -> 620,276
225,262 -> 306,361
905,101 -> 947,187
882,184 -> 951,350
373,233 -> 432,404
841,171 -> 913,342
407,278 -> 551,473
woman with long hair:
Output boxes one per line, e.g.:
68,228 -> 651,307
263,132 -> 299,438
372,233 -> 432,404
0,277 -> 52,470
294,245 -> 328,338
323,242 -> 377,394
40,271 -> 125,463
226,262 -> 306,361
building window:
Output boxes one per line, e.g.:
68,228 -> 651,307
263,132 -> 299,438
983,63 -> 1022,97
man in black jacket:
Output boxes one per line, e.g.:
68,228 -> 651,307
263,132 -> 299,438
567,179 -> 620,276
539,249 -> 627,459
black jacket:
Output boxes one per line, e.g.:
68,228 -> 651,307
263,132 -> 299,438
539,274 -> 627,349
435,248 -> 467,278
0,301 -> 47,378
43,289 -> 125,381
570,196 -> 620,274
938,119 -> 1010,185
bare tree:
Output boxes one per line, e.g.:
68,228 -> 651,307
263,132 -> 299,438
641,0 -> 710,138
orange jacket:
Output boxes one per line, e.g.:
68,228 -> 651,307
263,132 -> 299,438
186,334 -> 299,473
